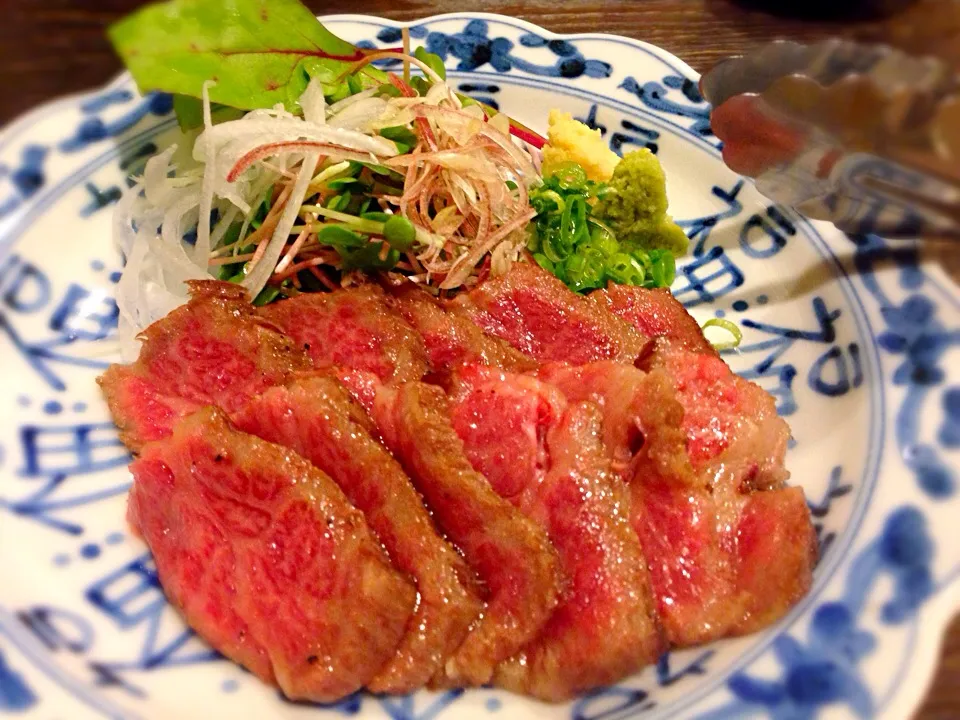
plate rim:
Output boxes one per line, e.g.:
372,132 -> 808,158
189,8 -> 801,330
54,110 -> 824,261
0,10 -> 956,720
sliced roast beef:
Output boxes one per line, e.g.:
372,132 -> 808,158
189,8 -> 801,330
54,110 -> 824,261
260,284 -> 428,382
128,407 -> 416,702
729,486 -> 818,633
448,261 -> 648,364
99,281 -> 311,452
536,361 -> 692,480
448,365 -> 565,499
642,339 -> 791,491
448,365 -> 662,700
369,381 -> 562,687
533,360 -> 814,646
589,284 -> 716,355
386,281 -> 537,376
232,376 -> 483,693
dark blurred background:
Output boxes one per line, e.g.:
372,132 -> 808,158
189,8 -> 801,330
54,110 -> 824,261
1,0 -> 958,124
0,1 -> 958,717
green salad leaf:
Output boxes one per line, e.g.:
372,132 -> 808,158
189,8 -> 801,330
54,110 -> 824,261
109,0 -> 382,116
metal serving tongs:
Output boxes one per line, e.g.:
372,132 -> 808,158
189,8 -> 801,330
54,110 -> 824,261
699,38 -> 960,238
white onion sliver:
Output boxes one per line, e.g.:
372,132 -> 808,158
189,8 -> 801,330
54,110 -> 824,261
193,81 -> 216,265
197,117 -> 399,160
209,204 -> 241,250
299,77 -> 327,125
327,97 -> 390,132
142,145 -> 179,207
327,87 -> 378,115
242,152 -> 319,297
113,182 -> 145,260
161,193 -> 203,268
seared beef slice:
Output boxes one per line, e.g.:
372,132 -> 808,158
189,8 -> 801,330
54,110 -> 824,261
449,365 -> 662,701
589,284 -> 716,355
449,261 -> 648,364
370,381 -> 562,687
99,281 -> 310,452
233,376 -> 483,692
643,339 -> 791,491
128,407 -> 415,702
260,284 -> 428,382
386,281 -> 537,376
538,360 -> 816,645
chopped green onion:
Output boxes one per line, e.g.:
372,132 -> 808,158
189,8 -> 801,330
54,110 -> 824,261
644,249 -> 676,288
701,318 -> 743,351
551,161 -> 588,191
535,190 -> 565,214
564,252 -> 604,292
606,252 -> 645,285
533,253 -> 555,273
587,226 -> 619,257
541,234 -> 565,264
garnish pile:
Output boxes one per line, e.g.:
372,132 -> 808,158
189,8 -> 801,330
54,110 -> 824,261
109,0 -> 690,351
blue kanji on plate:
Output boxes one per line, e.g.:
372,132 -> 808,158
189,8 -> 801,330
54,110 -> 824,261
672,246 -> 745,309
387,20 -> 613,78
0,420 -> 130,535
85,554 -> 219,697
575,103 -> 660,154
806,466 -> 854,559
0,254 -> 118,391
729,297 -> 862,416
619,75 -> 715,145
17,606 -> 95,656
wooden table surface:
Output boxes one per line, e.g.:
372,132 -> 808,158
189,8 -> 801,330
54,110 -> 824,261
1,0 -> 957,717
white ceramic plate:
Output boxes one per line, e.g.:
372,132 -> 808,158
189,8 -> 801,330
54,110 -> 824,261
0,13 -> 957,720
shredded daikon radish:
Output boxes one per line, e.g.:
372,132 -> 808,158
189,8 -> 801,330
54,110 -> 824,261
193,81 -> 216,265
242,152 -> 319,297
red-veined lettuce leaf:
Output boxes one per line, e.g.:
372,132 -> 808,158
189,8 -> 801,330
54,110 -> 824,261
109,0 -> 380,115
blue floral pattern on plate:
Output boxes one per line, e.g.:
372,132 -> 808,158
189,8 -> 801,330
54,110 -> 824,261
0,12 -> 956,720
